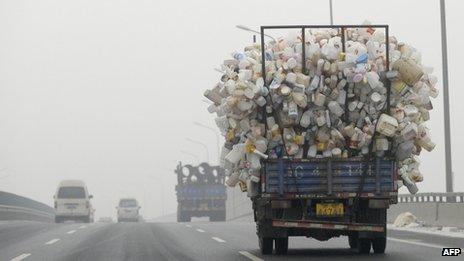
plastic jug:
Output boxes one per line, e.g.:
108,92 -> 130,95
392,58 -> 424,86
376,114 -> 398,137
225,143 -> 245,165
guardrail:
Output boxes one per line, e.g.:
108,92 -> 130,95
0,191 -> 55,222
0,204 -> 54,222
398,192 -> 464,203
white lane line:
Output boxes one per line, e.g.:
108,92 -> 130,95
10,253 -> 31,261
185,224 -> 192,228
67,230 -> 76,234
196,229 -> 205,233
238,251 -> 263,261
45,238 -> 60,245
211,237 -> 226,243
388,237 -> 448,249
78,225 -> 86,229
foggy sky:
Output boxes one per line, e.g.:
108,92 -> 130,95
0,0 -> 462,219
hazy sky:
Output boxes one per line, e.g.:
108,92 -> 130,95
0,0 -> 463,218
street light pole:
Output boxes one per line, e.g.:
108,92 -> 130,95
329,0 -> 334,25
440,0 -> 454,193
235,25 -> 277,42
193,121 -> 221,165
186,138 -> 210,163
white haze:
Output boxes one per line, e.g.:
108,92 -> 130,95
0,0 -> 462,218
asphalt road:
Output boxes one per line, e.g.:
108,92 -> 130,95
0,220 -> 463,261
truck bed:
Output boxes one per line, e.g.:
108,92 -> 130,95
176,184 -> 226,200
262,157 -> 396,198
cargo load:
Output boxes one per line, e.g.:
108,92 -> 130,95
204,23 -> 437,195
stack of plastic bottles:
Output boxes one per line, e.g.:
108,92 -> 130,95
204,25 -> 438,195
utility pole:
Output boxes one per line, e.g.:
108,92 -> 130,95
440,0 -> 454,195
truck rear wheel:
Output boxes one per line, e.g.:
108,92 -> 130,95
357,238 -> 371,254
274,237 -> 288,255
348,234 -> 358,249
372,237 -> 386,254
259,236 -> 273,255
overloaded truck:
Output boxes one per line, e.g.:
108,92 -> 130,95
251,25 -> 397,255
175,162 -> 227,222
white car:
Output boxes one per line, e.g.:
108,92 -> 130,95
54,180 -> 93,223
117,198 -> 140,222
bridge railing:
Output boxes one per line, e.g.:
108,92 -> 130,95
397,192 -> 464,203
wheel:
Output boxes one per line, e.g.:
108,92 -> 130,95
259,236 -> 273,255
357,238 -> 371,254
348,234 -> 358,249
54,217 -> 61,223
82,216 -> 90,223
275,237 -> 288,255
178,213 -> 190,222
372,237 -> 386,254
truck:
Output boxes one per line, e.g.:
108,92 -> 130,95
252,25 -> 398,255
175,162 -> 227,222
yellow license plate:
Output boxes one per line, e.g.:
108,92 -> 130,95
316,203 -> 344,216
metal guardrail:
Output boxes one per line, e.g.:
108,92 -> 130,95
398,192 -> 464,203
0,204 -> 54,219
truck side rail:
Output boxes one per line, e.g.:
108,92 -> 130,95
262,157 -> 396,197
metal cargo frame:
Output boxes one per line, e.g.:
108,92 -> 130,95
259,24 -> 392,114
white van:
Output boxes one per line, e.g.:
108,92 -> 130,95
54,180 -> 93,223
117,198 -> 140,222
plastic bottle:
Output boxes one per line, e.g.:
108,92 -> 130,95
328,101 -> 344,117
225,143 -> 245,165
392,58 -> 424,86
376,114 -> 399,137
300,110 -> 311,128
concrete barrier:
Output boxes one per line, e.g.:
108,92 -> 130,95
226,187 -> 252,221
226,190 -> 464,228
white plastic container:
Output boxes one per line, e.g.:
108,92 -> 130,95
328,101 -> 344,117
225,143 -> 245,165
376,114 -> 399,137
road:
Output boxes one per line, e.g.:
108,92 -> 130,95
0,219 -> 463,261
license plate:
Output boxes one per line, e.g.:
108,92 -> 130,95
316,203 -> 344,216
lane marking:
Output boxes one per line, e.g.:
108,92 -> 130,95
78,225 -> 86,229
10,253 -> 31,261
45,238 -> 60,245
67,230 -> 76,234
196,229 -> 205,233
238,251 -> 263,261
388,237 -> 448,249
185,224 -> 192,228
212,237 -> 226,243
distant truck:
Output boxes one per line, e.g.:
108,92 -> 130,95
175,162 -> 227,222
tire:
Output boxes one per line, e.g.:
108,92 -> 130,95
55,217 -> 61,223
178,213 -> 190,222
275,237 -> 288,255
372,237 -> 386,254
83,216 -> 90,223
357,238 -> 371,254
348,234 -> 358,249
259,236 -> 273,255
